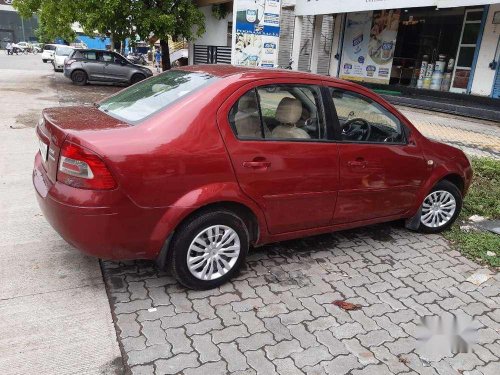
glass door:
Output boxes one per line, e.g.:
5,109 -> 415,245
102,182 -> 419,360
450,8 -> 483,93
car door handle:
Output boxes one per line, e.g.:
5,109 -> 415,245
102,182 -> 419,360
347,159 -> 367,168
243,161 -> 271,169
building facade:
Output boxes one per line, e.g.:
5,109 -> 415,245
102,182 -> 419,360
192,0 -> 500,99
0,0 -> 38,46
292,0 -> 500,98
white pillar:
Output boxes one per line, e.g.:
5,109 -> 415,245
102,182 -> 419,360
188,42 -> 194,65
310,15 -> 324,74
291,16 -> 303,71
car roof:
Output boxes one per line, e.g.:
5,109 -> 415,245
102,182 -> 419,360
177,64 -> 353,87
75,48 -> 110,52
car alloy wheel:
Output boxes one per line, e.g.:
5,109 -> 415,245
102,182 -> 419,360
186,225 -> 241,281
420,190 -> 457,228
170,210 -> 249,289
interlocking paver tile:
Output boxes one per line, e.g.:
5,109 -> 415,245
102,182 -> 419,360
246,349 -> 279,375
192,334 -> 220,362
219,342 -> 249,372
237,332 -> 275,352
292,345 -> 333,368
102,225 -> 499,374
155,352 -> 199,374
264,339 -> 303,360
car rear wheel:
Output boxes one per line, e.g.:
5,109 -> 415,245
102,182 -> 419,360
170,210 -> 249,290
417,180 -> 462,233
71,70 -> 88,86
130,74 -> 146,85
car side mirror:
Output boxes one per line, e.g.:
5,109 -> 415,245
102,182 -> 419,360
120,60 -> 127,65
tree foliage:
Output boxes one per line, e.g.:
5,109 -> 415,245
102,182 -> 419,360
13,0 -> 79,42
13,0 -> 205,70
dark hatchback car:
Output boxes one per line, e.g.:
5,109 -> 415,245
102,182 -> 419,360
63,49 -> 153,86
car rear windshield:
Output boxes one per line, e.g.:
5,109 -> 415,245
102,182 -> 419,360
56,47 -> 73,56
98,70 -> 216,124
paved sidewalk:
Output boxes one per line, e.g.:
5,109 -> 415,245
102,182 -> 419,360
103,225 -> 500,375
399,107 -> 500,159
0,55 -> 122,374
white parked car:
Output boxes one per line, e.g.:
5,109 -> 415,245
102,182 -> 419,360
52,45 -> 74,72
41,44 -> 60,63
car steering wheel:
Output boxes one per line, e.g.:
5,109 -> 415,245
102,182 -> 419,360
341,118 -> 371,142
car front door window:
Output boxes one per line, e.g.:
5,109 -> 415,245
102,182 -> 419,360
100,52 -> 113,63
330,88 -> 405,144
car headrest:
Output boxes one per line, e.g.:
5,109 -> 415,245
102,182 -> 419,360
275,97 -> 302,124
238,94 -> 258,113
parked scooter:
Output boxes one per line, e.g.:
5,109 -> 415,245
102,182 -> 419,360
126,52 -> 148,65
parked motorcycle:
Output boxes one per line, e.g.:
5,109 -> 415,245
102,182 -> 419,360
126,52 -> 148,65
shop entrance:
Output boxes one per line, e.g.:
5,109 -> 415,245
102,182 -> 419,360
391,6 -> 483,94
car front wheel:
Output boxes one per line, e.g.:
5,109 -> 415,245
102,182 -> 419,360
170,210 -> 249,290
418,180 -> 462,233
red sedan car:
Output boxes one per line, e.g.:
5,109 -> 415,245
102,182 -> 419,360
33,65 -> 472,289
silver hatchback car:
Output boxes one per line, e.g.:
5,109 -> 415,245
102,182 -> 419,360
64,49 -> 153,86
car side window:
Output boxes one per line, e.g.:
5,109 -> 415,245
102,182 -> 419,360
330,88 -> 405,144
100,52 -> 113,62
229,84 -> 327,141
112,53 -> 126,64
84,51 -> 97,60
229,90 -> 264,139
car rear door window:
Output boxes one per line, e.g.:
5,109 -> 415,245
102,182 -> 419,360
330,88 -> 405,144
83,51 -> 97,60
229,84 -> 327,141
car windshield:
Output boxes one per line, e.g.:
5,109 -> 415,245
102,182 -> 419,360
56,47 -> 73,56
98,70 -> 217,123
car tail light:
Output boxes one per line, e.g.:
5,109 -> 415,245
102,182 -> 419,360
65,59 -> 76,66
57,141 -> 116,190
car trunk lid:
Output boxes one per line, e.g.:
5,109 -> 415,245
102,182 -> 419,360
37,106 -> 129,182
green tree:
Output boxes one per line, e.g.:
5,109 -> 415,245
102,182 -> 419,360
132,0 -> 205,70
13,0 -> 205,71
13,0 -> 79,42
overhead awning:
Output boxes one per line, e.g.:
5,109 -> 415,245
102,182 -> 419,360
294,0 -> 499,16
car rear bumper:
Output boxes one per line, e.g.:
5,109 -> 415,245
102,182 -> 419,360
33,153 -> 166,260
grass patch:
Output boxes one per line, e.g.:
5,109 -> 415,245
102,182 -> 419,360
443,157 -> 500,267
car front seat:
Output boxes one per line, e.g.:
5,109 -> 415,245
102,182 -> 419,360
271,97 -> 310,139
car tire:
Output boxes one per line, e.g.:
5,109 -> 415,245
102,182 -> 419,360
71,70 -> 88,86
130,74 -> 146,85
42,59 -> 47,63
417,180 -> 462,234
170,210 -> 249,290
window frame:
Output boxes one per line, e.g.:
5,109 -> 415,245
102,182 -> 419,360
326,86 -> 409,146
228,83 -> 335,143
